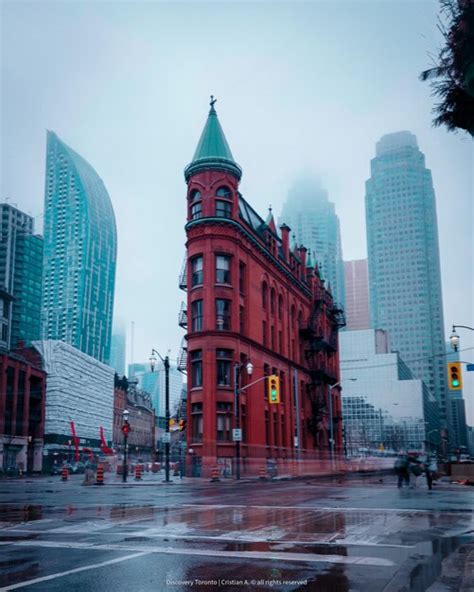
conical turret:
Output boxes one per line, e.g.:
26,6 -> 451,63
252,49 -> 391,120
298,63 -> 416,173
184,97 -> 242,181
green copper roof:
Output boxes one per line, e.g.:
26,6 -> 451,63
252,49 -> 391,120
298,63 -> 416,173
185,98 -> 242,181
306,249 -> 314,268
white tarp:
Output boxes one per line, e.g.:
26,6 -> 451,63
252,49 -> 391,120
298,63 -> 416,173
32,340 -> 114,442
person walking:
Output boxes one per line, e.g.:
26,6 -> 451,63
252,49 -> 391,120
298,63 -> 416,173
394,454 -> 409,488
407,454 -> 423,488
424,455 -> 438,491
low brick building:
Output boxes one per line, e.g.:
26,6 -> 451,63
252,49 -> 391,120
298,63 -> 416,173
0,350 -> 46,474
113,375 -> 156,461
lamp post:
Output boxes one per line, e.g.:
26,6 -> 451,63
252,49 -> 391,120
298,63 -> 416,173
329,378 -> 356,469
233,360 -> 253,480
150,349 -> 171,483
450,325 -> 474,351
121,409 -> 130,483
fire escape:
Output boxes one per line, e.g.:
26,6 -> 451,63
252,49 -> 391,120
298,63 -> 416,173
177,255 -> 188,373
299,297 -> 346,445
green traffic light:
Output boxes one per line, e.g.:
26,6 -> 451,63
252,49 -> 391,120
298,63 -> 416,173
452,379 -> 459,387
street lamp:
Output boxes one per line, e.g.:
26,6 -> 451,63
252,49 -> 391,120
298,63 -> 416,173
450,324 -> 474,352
122,409 -> 130,483
150,349 -> 171,483
234,359 -> 253,480
330,378 -> 356,468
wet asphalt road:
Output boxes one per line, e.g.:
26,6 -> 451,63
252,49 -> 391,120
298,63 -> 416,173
0,473 -> 472,592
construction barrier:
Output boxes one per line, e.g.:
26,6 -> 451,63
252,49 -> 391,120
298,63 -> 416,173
210,465 -> 220,482
96,465 -> 105,485
61,466 -> 69,482
259,466 -> 267,480
134,465 -> 142,480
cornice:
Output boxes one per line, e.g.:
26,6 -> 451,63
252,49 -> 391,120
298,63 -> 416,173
186,218 -> 312,298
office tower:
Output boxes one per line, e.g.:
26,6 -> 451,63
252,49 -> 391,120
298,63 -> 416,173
366,131 -> 447,425
110,320 -> 126,376
42,131 -> 117,363
279,178 -> 345,307
0,203 -> 43,347
344,259 -> 370,330
340,329 -> 440,453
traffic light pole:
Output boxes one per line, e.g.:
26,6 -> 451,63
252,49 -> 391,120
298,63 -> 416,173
233,363 -> 241,481
122,430 -> 128,483
328,384 -> 335,471
164,355 -> 171,483
149,349 -> 171,483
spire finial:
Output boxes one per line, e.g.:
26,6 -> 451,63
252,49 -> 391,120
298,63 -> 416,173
210,95 -> 217,111
269,204 -> 272,213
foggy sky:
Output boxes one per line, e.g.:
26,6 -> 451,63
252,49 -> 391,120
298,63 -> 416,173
1,1 -> 472,420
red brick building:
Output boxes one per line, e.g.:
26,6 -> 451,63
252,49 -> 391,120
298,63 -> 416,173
0,350 -> 46,474
182,100 -> 345,477
113,376 -> 156,462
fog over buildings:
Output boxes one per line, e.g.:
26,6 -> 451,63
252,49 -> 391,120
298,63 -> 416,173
1,1 -> 472,419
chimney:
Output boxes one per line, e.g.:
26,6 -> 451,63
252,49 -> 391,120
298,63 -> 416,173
279,224 -> 291,261
298,246 -> 307,270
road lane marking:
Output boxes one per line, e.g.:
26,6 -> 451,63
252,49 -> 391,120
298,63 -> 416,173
0,551 -> 150,590
0,539 -> 395,567
180,504 -> 474,514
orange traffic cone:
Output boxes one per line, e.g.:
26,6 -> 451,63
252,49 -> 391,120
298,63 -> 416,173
210,466 -> 220,482
61,465 -> 69,482
259,466 -> 267,480
134,464 -> 142,480
96,465 -> 105,486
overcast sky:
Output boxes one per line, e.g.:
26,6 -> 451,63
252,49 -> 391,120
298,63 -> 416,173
1,1 -> 472,420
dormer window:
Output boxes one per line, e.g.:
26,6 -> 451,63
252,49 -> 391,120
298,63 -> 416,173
190,189 -> 202,202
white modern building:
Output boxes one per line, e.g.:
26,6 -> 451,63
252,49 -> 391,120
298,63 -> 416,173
340,329 -> 440,453
110,320 -> 127,377
32,340 -> 115,464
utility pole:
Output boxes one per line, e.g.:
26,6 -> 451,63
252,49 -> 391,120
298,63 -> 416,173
150,350 -> 171,483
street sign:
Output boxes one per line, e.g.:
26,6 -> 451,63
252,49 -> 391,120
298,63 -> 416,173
232,428 -> 242,442
466,364 -> 474,372
294,436 -> 299,448
161,432 -> 171,443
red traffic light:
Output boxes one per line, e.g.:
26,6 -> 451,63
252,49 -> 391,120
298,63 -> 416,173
121,422 -> 131,435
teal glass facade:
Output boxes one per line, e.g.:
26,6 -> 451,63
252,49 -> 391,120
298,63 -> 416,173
366,131 -> 447,424
279,179 -> 345,308
0,204 -> 43,348
42,131 -> 117,363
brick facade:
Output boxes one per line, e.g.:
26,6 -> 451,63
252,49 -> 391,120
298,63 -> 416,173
182,104 -> 343,478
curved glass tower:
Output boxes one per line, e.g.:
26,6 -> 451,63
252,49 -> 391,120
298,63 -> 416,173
42,131 -> 117,363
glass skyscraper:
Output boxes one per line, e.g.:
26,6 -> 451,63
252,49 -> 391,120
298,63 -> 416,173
0,204 -> 43,348
279,178 -> 345,307
366,131 -> 447,425
42,131 -> 117,364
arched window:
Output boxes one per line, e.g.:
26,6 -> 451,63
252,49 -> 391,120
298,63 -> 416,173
278,295 -> 283,320
189,189 -> 202,202
215,186 -> 232,218
270,288 -> 276,314
189,189 -> 202,220
262,282 -> 268,309
216,186 -> 231,198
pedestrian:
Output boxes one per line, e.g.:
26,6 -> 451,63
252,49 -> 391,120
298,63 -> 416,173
394,454 -> 409,488
407,455 -> 423,488
424,455 -> 438,491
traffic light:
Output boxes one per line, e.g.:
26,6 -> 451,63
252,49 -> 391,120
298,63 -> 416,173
178,419 -> 186,431
268,374 -> 280,404
121,421 -> 130,436
169,419 -> 176,428
447,362 -> 463,390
